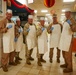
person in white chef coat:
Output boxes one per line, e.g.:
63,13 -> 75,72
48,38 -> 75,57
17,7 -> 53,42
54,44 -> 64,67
47,14 -> 62,63
14,17 -> 23,64
37,17 -> 48,66
59,10 -> 76,73
0,9 -> 16,72
23,15 -> 37,65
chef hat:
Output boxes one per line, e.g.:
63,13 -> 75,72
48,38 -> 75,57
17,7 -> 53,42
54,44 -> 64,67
65,9 -> 71,12
16,17 -> 20,21
6,9 -> 12,14
40,17 -> 45,20
28,15 -> 33,19
52,14 -> 57,17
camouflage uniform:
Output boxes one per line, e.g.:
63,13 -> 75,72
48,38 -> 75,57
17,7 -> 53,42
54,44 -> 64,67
60,18 -> 76,73
15,24 -> 21,64
47,22 -> 62,63
37,25 -> 47,66
15,24 -> 20,38
0,18 -> 16,72
0,23 -> 3,67
23,23 -> 37,65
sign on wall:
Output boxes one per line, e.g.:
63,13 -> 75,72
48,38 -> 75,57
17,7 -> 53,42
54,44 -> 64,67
28,0 -> 33,4
16,0 -> 27,5
0,0 -> 2,13
0,0 -> 4,16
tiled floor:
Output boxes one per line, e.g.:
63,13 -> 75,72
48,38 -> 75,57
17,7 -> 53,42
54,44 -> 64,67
0,42 -> 76,75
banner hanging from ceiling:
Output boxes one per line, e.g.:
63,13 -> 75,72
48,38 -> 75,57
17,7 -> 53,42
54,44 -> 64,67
3,0 -> 34,13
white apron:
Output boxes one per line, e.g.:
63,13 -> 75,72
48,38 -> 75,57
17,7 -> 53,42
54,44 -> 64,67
50,24 -> 61,48
15,27 -> 23,52
38,29 -> 48,54
3,23 -> 15,53
26,25 -> 36,50
58,22 -> 73,52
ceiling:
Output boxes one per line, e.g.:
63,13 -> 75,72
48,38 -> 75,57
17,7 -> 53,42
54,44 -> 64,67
28,0 -> 76,20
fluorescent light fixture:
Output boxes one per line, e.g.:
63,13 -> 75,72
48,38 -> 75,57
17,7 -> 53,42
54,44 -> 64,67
47,15 -> 52,20
28,0 -> 34,4
41,10 -> 48,13
63,0 -> 75,2
34,10 -> 37,13
45,17 -> 48,20
61,13 -> 65,16
16,0 -> 27,4
46,14 -> 50,16
62,9 -> 66,12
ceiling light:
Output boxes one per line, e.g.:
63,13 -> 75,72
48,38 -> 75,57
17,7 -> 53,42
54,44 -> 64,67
16,0 -> 27,4
28,0 -> 34,4
46,14 -> 50,16
61,13 -> 65,16
62,9 -> 66,12
63,0 -> 75,2
41,10 -> 48,13
34,10 -> 37,13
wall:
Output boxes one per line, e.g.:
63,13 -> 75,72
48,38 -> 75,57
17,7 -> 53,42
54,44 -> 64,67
71,12 -> 76,20
0,0 -> 6,20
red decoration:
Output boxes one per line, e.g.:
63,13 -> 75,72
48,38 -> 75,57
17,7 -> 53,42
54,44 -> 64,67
72,38 -> 76,52
10,0 -> 34,13
44,0 -> 55,8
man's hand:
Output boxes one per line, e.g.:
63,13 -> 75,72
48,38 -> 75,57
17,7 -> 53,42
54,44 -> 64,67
18,28 -> 23,33
67,20 -> 72,25
50,27 -> 54,31
26,28 -> 30,32
7,25 -> 12,29
14,37 -> 18,42
41,27 -> 45,31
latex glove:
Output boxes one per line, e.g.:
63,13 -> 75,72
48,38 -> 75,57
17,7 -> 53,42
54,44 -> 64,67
14,38 -> 18,42
50,27 -> 54,30
26,28 -> 30,32
7,25 -> 12,29
18,28 -> 23,33
67,20 -> 72,25
41,27 -> 45,31
18,28 -> 21,32
21,27 -> 23,32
